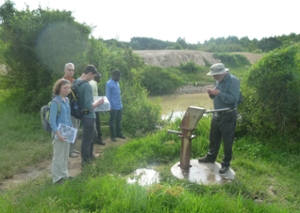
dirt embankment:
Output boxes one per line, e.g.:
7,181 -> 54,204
133,50 -> 262,68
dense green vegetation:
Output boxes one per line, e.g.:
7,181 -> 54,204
239,44 -> 300,139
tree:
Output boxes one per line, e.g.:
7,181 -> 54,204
0,1 -> 91,112
257,37 -> 282,52
176,37 -> 187,49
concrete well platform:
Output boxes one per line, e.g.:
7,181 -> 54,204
171,159 -> 235,185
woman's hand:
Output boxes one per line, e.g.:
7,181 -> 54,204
56,132 -> 66,142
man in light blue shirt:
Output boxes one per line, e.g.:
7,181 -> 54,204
106,70 -> 126,142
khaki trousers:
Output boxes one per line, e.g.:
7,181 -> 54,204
52,138 -> 70,183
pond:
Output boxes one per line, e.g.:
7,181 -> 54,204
148,93 -> 213,120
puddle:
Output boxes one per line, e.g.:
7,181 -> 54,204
171,159 -> 235,185
127,168 -> 160,186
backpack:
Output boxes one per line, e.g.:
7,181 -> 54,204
40,98 -> 61,132
68,80 -> 90,119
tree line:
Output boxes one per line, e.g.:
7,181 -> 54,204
113,34 -> 300,53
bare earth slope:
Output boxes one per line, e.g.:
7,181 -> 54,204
133,50 -> 262,67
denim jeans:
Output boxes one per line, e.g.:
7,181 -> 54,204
80,117 -> 96,163
109,109 -> 122,138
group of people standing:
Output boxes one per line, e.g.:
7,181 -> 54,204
49,63 -> 125,184
49,61 -> 240,184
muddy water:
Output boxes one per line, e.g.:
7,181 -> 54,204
148,93 -> 213,118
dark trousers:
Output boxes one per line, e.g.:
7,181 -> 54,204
206,110 -> 237,167
109,109 -> 122,138
95,111 -> 102,140
80,117 -> 96,163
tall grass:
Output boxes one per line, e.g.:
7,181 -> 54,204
0,93 -> 52,180
0,174 -> 290,213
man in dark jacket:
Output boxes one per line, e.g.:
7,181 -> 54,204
198,63 -> 240,174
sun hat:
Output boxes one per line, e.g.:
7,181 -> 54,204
207,63 -> 229,75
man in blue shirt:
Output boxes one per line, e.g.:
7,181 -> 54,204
106,70 -> 126,142
198,63 -> 240,174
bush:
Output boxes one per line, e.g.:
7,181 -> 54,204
121,77 -> 161,137
213,53 -> 251,67
253,49 -> 263,53
138,66 -> 184,96
179,61 -> 202,74
239,44 -> 300,138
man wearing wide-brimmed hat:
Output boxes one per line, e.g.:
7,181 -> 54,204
198,63 -> 240,174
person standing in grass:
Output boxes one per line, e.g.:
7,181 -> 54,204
62,62 -> 80,158
76,65 -> 104,167
106,70 -> 126,142
49,79 -> 73,184
198,63 -> 240,174
89,72 -> 106,146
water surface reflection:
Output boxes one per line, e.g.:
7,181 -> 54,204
149,93 -> 213,120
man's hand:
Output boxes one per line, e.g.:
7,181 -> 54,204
96,98 -> 104,106
207,89 -> 220,96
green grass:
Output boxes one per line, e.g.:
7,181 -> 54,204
0,97 -> 300,212
1,51 -> 294,211
0,99 -> 52,180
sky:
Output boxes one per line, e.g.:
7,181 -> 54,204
2,0 -> 300,44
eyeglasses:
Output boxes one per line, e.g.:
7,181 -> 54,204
67,69 -> 74,71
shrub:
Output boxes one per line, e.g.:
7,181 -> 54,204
121,76 -> 161,137
138,66 -> 184,96
213,53 -> 251,67
179,61 -> 202,74
239,44 -> 300,138
253,49 -> 263,53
